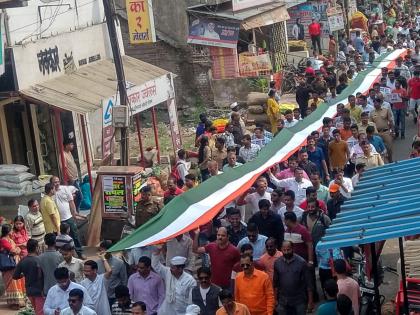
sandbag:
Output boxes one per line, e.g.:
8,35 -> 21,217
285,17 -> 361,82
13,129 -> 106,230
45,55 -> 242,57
247,92 -> 268,106
0,172 -> 35,184
0,164 -> 29,175
248,105 -> 265,115
0,180 -> 32,190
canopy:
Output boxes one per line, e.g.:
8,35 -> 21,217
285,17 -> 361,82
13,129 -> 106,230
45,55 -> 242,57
317,157 -> 420,250
109,49 -> 407,252
20,56 -> 169,114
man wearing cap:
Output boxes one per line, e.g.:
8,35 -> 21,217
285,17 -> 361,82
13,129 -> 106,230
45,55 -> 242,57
152,248 -> 196,315
134,186 -> 162,228
327,184 -> 347,220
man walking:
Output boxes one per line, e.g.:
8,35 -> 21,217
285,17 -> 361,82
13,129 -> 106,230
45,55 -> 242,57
51,176 -> 86,259
81,260 -> 112,315
127,256 -> 164,315
193,227 -> 240,289
61,289 -> 97,315
13,239 -> 45,314
235,253 -> 274,315
39,233 -> 63,295
151,248 -> 196,315
191,267 -> 221,315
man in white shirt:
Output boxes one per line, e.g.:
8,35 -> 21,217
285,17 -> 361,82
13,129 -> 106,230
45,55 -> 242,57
61,288 -> 97,315
81,258 -> 112,315
395,56 -> 411,80
329,170 -> 353,199
277,190 -> 304,227
152,249 -> 196,315
165,234 -> 195,273
44,267 -> 95,315
238,134 -> 260,162
357,95 -> 374,114
51,176 -> 86,259
284,110 -> 298,128
268,167 -> 312,204
237,177 -> 271,215
175,149 -> 191,183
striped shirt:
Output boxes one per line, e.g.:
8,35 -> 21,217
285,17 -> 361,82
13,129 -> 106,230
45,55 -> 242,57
111,302 -> 132,315
25,211 -> 46,244
56,234 -> 75,250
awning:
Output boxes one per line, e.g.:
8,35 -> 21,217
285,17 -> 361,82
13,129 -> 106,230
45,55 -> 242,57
19,55 -> 169,114
187,1 -> 290,29
317,157 -> 420,250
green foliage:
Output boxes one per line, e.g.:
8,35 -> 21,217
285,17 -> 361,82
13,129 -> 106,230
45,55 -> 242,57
247,78 -> 269,93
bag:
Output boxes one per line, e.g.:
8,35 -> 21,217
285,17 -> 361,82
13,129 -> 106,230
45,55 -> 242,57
0,251 -> 16,271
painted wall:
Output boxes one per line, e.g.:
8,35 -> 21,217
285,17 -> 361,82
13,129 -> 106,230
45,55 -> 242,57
6,0 -> 105,45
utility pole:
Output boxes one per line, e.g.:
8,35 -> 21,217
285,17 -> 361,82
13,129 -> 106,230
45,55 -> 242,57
102,0 -> 129,166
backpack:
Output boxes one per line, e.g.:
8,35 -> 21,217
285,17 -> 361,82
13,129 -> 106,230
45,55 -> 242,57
170,162 -> 183,182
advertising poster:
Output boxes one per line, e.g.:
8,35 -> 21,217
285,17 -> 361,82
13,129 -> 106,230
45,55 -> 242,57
126,0 -> 156,44
187,17 -> 240,49
287,0 -> 330,39
132,173 -> 142,212
103,176 -> 127,213
328,14 -> 345,31
238,53 -> 273,75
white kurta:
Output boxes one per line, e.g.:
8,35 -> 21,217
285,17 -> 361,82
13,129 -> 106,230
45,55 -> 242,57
81,274 -> 111,315
151,254 -> 196,315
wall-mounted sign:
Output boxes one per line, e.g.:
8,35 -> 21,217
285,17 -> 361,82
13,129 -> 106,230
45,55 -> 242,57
187,17 -> 240,49
328,14 -> 345,31
126,0 -> 157,44
103,176 -> 127,213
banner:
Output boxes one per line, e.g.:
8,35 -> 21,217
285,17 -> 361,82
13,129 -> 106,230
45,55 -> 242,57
239,53 -> 273,75
102,97 -> 114,161
126,0 -> 156,44
232,0 -> 274,11
187,18 -> 240,49
287,0 -> 330,39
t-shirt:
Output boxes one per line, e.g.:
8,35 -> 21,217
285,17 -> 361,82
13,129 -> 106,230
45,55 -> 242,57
54,185 -> 76,221
13,255 -> 43,297
328,140 -> 348,170
204,242 -> 240,288
337,277 -> 360,315
284,224 -> 312,261
408,77 -> 420,99
40,195 -> 61,234
316,300 -> 337,315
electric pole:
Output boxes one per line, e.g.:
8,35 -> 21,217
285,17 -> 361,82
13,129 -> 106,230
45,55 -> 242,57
102,0 -> 129,166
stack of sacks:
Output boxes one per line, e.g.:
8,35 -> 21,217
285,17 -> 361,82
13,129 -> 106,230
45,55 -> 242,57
0,164 -> 35,197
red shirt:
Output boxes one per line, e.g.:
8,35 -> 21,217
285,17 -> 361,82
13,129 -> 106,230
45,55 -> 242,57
308,22 -> 321,36
163,187 -> 184,198
205,242 -> 240,288
339,128 -> 352,141
284,224 -> 312,261
408,77 -> 420,99
299,199 -> 327,213
391,87 -> 408,110
305,66 -> 315,77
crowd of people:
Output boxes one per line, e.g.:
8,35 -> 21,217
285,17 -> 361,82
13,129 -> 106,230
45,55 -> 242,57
0,4 -> 419,315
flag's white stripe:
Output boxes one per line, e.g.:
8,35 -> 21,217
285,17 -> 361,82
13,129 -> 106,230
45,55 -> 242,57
129,49 -> 404,249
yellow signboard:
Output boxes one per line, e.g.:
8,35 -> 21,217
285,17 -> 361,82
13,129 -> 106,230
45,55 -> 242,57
126,0 -> 156,44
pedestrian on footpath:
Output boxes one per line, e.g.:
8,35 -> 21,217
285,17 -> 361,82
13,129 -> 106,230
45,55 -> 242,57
39,233 -> 63,295
25,199 -> 46,250
13,239 -> 45,314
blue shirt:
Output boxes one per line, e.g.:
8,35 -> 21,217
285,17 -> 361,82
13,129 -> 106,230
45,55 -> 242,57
237,234 -> 268,260
368,135 -> 386,153
308,147 -> 326,176
316,300 -> 337,315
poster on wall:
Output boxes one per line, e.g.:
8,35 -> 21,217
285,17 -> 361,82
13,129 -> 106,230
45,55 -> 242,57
232,0 -> 274,11
103,176 -> 127,213
238,53 -> 273,75
102,97 -> 114,161
328,14 -> 345,31
131,173 -> 142,212
286,0 -> 330,39
126,0 -> 157,44
187,18 -> 240,49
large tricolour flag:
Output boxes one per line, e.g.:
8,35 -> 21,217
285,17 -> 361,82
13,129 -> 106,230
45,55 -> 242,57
109,49 -> 406,252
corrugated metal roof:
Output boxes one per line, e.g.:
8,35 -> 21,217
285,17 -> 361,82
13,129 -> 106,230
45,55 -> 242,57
317,157 -> 420,249
19,55 -> 170,114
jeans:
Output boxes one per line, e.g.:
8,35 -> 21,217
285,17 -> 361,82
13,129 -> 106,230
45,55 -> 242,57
393,108 -> 406,136
63,217 -> 84,256
277,302 -> 307,315
69,179 -> 83,211
311,35 -> 322,54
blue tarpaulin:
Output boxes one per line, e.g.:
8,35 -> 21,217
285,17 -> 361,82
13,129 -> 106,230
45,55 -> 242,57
317,157 -> 420,250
